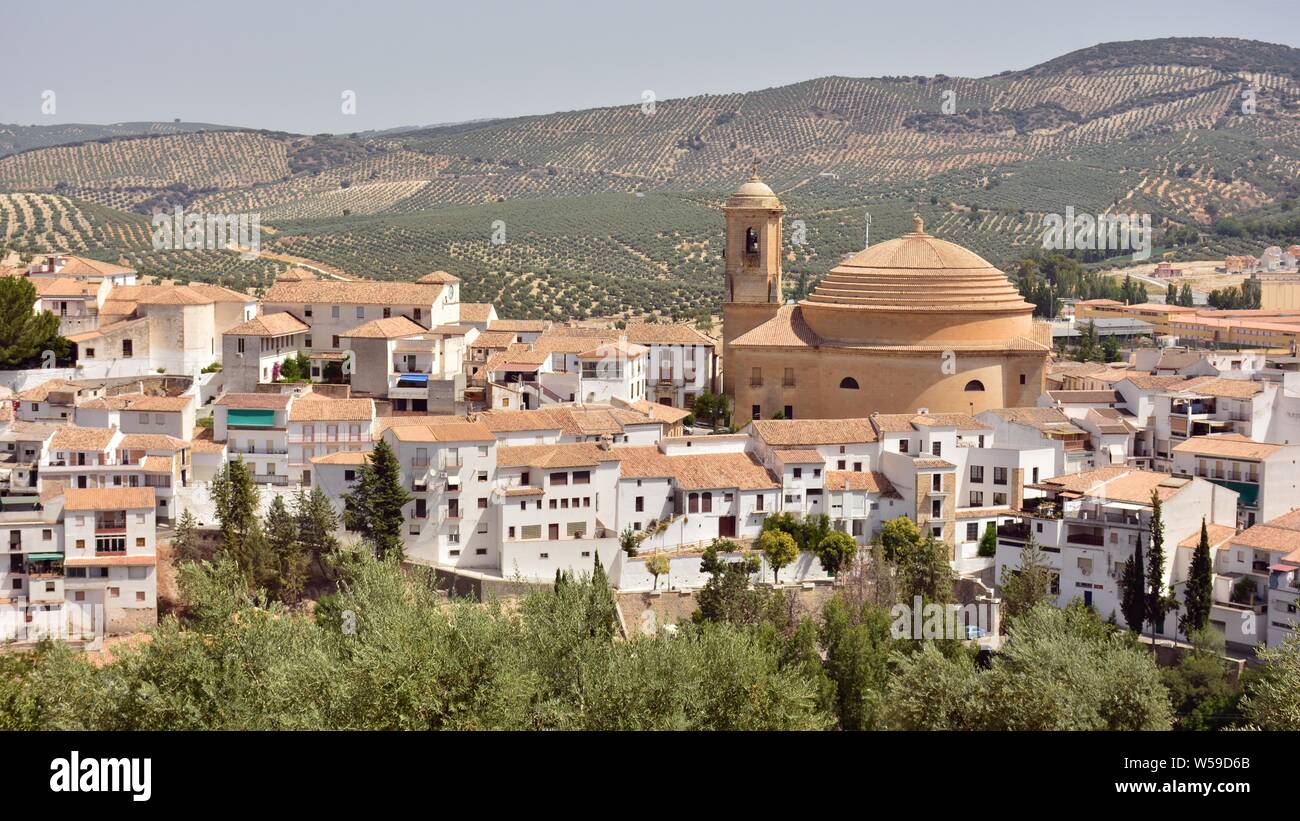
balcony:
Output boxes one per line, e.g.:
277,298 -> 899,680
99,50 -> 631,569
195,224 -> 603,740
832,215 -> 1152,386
229,446 -> 289,456
288,433 -> 367,445
441,455 -> 463,471
1065,531 -> 1104,547
94,515 -> 126,534
251,474 -> 291,486
997,522 -> 1030,541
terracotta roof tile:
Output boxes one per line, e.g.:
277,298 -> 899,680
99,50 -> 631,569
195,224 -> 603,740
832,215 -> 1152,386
751,417 -> 878,445
1172,434 -> 1285,461
50,426 -> 118,451
226,312 -> 309,337
288,398 -> 374,422
63,486 -> 155,511
264,279 -> 445,306
825,470 -> 900,497
341,316 -> 428,339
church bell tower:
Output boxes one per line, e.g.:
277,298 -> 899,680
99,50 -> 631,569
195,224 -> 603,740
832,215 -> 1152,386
722,168 -> 784,397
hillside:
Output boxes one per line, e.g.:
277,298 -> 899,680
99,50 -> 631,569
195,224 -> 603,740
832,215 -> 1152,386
0,121 -> 239,158
0,37 -> 1297,319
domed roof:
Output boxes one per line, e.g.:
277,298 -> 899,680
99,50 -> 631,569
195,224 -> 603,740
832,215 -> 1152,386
797,215 -> 1035,346
726,168 -> 783,209
804,215 -> 1029,313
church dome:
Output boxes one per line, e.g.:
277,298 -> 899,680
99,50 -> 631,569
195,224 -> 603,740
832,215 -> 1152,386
798,215 -> 1034,345
726,169 -> 783,209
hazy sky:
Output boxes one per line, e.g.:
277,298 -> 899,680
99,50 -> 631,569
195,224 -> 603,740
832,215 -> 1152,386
5,0 -> 1297,134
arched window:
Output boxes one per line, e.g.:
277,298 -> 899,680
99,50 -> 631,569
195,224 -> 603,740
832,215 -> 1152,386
745,227 -> 760,255
839,377 -> 859,390
964,380 -> 985,392
688,493 -> 699,513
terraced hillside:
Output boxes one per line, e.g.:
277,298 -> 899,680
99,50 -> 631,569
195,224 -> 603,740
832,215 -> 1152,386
0,37 -> 1297,318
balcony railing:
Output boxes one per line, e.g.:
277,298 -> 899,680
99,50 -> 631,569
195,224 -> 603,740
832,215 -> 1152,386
229,446 -> 289,456
288,434 -> 367,444
251,474 -> 291,486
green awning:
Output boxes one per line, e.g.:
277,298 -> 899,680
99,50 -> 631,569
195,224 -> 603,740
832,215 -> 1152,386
27,553 -> 64,561
1213,479 -> 1259,508
0,495 -> 39,508
227,409 -> 277,427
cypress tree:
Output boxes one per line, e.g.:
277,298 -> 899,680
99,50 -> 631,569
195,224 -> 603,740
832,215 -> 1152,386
1182,518 -> 1213,635
1146,490 -> 1170,637
1120,535 -> 1146,632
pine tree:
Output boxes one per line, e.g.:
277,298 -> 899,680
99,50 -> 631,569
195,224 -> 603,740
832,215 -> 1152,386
1182,518 -> 1213,635
265,495 -> 308,603
171,509 -> 203,563
343,439 -> 411,560
0,277 -> 64,368
295,486 -> 341,583
1120,535 -> 1146,632
1146,490 -> 1170,637
999,534 -> 1054,622
210,457 -> 261,561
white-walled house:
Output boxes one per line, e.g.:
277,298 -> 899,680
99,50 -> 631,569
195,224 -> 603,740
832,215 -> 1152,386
61,486 -> 158,634
996,467 -> 1238,635
221,312 -> 311,393
1171,434 -> 1300,529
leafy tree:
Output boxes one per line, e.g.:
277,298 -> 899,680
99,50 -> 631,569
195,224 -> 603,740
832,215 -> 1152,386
815,531 -> 856,575
759,529 -> 798,584
819,594 -> 895,730
896,534 -> 953,606
1178,282 -> 1194,307
0,277 -> 65,368
619,525 -> 642,558
1160,628 -> 1242,730
1119,535 -> 1146,632
644,553 -> 669,590
1101,335 -> 1121,363
999,535 -> 1054,623
1181,519 -> 1213,635
1240,632 -> 1300,729
885,603 -> 1172,730
878,515 -> 922,563
342,439 -> 411,560
692,551 -> 769,626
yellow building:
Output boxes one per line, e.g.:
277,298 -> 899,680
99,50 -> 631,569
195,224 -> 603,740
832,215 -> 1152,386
721,175 -> 1048,424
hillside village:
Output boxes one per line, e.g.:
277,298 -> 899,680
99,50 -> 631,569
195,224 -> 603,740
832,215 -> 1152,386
3,194 -> 1300,662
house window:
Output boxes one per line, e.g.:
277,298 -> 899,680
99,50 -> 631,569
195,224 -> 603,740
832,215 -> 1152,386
688,493 -> 699,513
1019,374 -> 1027,385
970,465 -> 984,483
793,468 -> 802,479
356,306 -> 365,319
702,493 -> 712,513
932,441 -> 941,457
783,368 -> 795,387
331,306 -> 340,318
970,491 -> 983,507
86,347 -> 95,358
752,405 -> 760,420
993,467 -> 1008,485
993,492 -> 1007,506
635,496 -> 644,512
783,405 -> 793,419
122,339 -> 133,358
899,439 -> 909,453
237,338 -> 245,354
966,523 -> 979,541
964,380 -> 985,392
550,472 -> 568,486
931,500 -> 942,518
